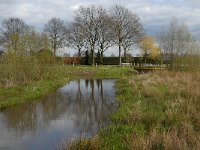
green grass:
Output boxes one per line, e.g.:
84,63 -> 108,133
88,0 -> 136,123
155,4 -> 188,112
96,78 -> 144,150
0,76 -> 68,109
65,65 -> 136,78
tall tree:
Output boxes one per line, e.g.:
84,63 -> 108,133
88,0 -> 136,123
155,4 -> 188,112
74,5 -> 105,65
96,7 -> 114,64
121,28 -> 143,62
110,5 -> 143,66
65,22 -> 84,57
0,17 -> 29,54
157,17 -> 193,68
44,18 -> 66,56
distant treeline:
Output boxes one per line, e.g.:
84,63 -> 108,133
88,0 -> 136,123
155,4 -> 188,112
61,56 -> 162,65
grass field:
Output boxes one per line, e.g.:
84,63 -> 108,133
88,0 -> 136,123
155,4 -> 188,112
66,70 -> 200,150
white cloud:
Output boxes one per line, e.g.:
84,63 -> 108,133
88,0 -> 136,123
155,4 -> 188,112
70,4 -> 81,11
0,0 -> 199,35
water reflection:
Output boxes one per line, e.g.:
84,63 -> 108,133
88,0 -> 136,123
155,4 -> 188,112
0,79 -> 116,150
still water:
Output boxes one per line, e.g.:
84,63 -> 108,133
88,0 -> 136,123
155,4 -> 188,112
0,79 -> 116,150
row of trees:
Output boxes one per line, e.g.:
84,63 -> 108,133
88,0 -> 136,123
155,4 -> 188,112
0,18 -> 50,56
0,5 -> 199,68
0,19 -> 55,87
50,5 -> 144,65
0,5 -> 144,66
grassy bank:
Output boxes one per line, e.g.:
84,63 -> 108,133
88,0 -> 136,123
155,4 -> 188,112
0,76 -> 68,109
0,65 -> 135,109
65,65 -> 136,79
67,70 -> 200,149
0,52 -> 69,109
0,69 -> 69,109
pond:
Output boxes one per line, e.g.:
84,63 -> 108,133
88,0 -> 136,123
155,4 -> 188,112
0,79 -> 117,150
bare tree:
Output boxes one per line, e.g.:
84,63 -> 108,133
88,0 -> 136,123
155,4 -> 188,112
157,17 -> 193,68
44,18 -> 66,56
96,7 -> 114,63
176,24 -> 192,54
74,5 -> 104,65
122,25 -> 143,54
65,22 -> 84,57
0,17 -> 29,54
158,18 -> 178,66
109,5 -> 143,66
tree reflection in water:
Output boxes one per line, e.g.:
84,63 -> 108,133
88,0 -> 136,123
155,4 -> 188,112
0,79 -> 116,150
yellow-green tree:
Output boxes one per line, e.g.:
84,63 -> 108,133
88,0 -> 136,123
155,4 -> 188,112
139,36 -> 160,64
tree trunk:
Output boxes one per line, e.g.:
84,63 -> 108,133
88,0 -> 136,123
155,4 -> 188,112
124,49 -> 127,63
78,47 -> 81,57
100,51 -> 103,65
92,44 -> 95,66
144,53 -> 147,65
53,42 -> 56,57
119,41 -> 122,66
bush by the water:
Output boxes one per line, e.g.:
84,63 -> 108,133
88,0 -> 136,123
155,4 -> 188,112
0,50 -> 58,87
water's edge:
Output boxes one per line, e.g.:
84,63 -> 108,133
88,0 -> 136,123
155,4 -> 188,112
0,79 -> 116,150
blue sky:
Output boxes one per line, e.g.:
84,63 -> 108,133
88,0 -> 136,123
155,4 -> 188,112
0,0 -> 200,36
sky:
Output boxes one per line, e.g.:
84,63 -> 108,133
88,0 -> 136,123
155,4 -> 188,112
0,0 -> 200,35
0,0 -> 200,55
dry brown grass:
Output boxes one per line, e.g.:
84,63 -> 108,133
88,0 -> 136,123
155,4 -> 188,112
127,124 -> 200,150
126,70 -> 200,150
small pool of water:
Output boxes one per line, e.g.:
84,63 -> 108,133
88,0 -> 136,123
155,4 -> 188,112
0,79 -> 116,150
